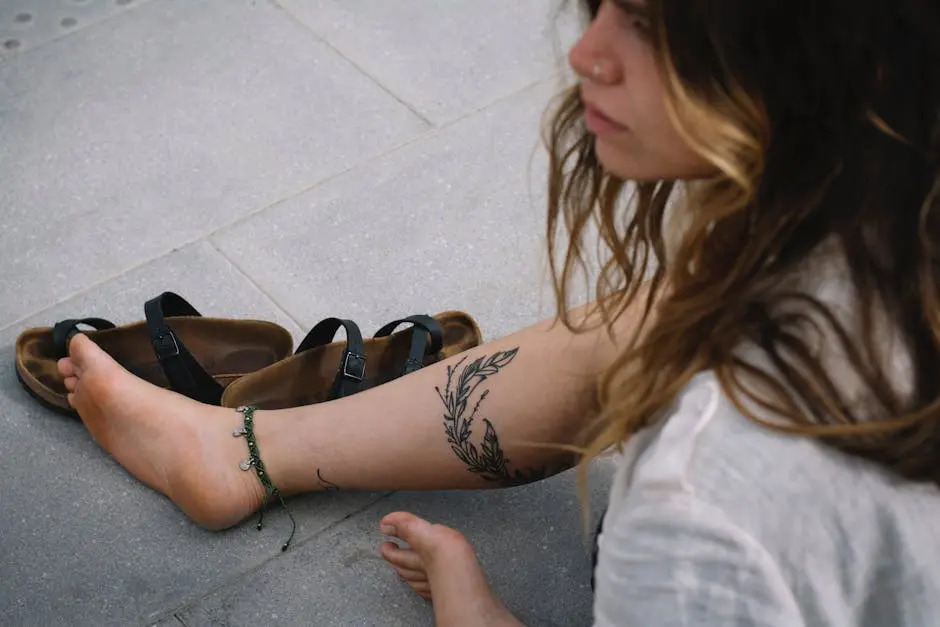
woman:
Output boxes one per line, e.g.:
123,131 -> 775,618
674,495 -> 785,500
58,0 -> 940,624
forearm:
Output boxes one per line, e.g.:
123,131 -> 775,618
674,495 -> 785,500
258,289 -> 648,495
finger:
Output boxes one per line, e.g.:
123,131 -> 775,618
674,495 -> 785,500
64,376 -> 78,392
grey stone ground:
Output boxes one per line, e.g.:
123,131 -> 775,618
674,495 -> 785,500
0,1 -> 614,625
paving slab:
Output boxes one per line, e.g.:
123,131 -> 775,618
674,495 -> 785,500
0,2 -> 607,625
0,0 -> 159,61
0,242 -> 387,627
213,79 -> 582,343
0,0 -> 427,326
276,0 -> 582,124
0,241 -> 305,347
178,460 -> 615,627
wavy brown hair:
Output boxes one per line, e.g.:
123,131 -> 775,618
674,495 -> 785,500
546,0 -> 940,488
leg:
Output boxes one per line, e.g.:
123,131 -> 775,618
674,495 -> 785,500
59,291 -> 650,529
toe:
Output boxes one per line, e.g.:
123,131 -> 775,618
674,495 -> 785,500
408,581 -> 431,596
57,357 -> 77,378
68,333 -> 115,372
393,566 -> 428,583
380,541 -> 425,572
380,512 -> 435,550
380,512 -> 477,573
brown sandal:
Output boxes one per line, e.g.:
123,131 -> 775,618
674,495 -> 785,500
14,292 -> 294,416
220,311 -> 482,410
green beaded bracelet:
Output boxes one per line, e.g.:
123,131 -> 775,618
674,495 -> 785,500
234,405 -> 296,551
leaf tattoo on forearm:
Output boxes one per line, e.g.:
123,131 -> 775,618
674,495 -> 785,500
436,348 -> 545,486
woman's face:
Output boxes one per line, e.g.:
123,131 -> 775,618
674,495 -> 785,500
568,0 -> 716,181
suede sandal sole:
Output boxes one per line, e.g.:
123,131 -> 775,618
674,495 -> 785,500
15,316 -> 294,417
220,311 -> 481,410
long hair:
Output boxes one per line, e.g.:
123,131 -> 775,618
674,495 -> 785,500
546,0 -> 940,488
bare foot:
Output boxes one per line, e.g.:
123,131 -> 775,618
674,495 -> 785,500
58,334 -> 265,530
379,512 -> 523,627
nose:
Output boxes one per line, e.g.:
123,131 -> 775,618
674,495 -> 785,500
567,2 -> 620,84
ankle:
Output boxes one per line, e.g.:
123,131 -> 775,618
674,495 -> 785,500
231,406 -> 298,550
249,407 -> 309,496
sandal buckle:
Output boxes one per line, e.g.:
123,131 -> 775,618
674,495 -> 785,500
342,351 -> 365,382
153,331 -> 181,359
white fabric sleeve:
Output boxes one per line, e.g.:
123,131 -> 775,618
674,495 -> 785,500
592,492 -> 805,627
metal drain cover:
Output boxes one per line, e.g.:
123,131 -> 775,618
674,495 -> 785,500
0,0 -> 150,60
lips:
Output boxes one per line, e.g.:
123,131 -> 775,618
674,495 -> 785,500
583,102 -> 628,136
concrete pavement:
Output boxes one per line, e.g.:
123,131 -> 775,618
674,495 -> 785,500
0,2 -> 612,625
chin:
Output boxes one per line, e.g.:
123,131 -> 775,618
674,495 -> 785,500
595,138 -> 717,182
594,139 -> 661,181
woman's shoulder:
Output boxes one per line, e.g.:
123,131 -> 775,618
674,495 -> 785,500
610,372 -> 940,545
597,371 -> 940,625
611,371 -> 938,505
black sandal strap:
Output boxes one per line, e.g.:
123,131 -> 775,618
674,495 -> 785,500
53,318 -> 117,358
373,314 -> 444,376
295,317 -> 366,400
144,292 -> 224,405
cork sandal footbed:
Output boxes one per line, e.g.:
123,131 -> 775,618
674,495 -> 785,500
221,311 -> 482,410
15,317 -> 294,416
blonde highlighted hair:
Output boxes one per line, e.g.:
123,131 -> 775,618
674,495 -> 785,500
546,0 -> 940,493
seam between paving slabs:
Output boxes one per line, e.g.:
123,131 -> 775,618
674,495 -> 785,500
202,72 -> 560,246
204,239 -> 306,334
267,0 -> 434,128
0,73 -> 562,339
143,491 -> 397,626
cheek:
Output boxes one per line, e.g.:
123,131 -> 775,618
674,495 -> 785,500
596,47 -> 717,180
594,111 -> 716,181
627,63 -> 673,141
624,83 -> 714,175
621,41 -> 663,116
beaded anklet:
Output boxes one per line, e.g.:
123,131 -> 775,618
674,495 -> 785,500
233,405 -> 297,551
